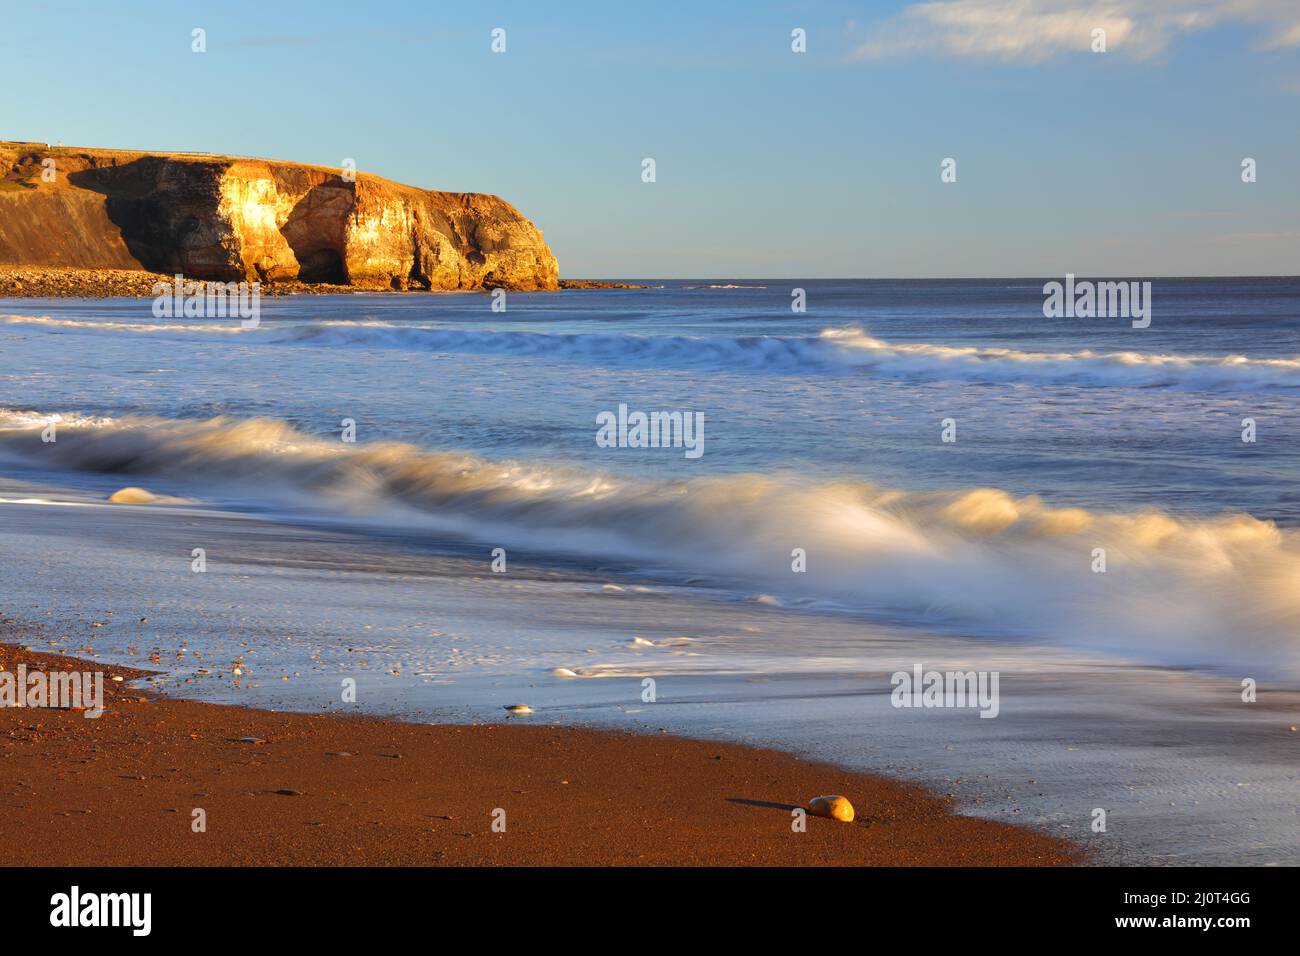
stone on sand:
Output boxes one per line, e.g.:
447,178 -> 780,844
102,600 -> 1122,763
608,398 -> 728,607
109,487 -> 156,504
808,795 -> 855,823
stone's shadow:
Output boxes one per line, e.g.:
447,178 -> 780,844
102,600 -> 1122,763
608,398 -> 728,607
726,797 -> 801,812
728,796 -> 873,828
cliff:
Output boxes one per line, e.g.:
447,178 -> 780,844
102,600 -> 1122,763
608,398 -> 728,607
0,142 -> 558,291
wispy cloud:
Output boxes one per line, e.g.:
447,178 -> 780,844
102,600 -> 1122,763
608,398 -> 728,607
851,1 -> 1300,62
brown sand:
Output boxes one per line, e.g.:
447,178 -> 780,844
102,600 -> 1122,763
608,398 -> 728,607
0,642 -> 1081,866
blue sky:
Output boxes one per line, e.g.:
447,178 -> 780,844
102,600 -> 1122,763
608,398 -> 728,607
3,0 -> 1298,277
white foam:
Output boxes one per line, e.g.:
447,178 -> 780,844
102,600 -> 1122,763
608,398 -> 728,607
0,408 -> 1295,675
6,314 -> 1297,389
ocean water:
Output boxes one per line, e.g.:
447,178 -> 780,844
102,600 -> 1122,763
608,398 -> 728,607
1,278 -> 1297,864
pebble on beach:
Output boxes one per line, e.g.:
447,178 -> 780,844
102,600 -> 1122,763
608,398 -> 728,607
808,795 -> 855,823
108,487 -> 157,504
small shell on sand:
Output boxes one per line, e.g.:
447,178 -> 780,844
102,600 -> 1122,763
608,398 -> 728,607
504,704 -> 534,714
108,487 -> 156,504
808,795 -> 855,823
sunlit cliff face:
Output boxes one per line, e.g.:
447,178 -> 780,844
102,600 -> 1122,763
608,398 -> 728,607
0,144 -> 559,290
214,163 -> 559,289
217,171 -> 301,281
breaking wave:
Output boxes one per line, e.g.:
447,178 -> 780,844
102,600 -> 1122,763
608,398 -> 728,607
5,314 -> 1299,389
1,315 -> 245,334
1,409 -> 1296,674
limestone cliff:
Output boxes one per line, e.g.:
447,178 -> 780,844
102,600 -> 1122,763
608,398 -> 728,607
0,142 -> 558,290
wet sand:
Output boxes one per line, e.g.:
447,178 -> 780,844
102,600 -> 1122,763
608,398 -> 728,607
0,640 -> 1080,866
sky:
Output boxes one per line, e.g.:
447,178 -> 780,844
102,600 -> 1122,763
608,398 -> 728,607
2,0 -> 1298,278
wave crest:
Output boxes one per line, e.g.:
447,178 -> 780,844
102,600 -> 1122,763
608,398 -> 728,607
6,314 -> 1298,389
1,409 -> 1296,673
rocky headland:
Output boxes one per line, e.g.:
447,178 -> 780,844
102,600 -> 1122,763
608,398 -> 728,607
0,141 -> 558,293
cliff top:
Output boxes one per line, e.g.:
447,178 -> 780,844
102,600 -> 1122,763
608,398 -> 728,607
0,141 -> 502,204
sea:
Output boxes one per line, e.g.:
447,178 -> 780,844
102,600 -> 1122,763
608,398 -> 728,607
1,277 -> 1297,864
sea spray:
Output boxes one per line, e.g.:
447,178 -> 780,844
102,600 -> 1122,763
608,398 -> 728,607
0,410 -> 1296,675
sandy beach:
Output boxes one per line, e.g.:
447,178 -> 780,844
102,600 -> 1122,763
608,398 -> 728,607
0,639 -> 1079,867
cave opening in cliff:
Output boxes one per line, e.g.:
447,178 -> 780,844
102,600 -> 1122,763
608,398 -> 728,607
295,247 -> 346,285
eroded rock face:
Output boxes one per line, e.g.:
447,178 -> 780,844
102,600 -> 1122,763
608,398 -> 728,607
0,143 -> 558,290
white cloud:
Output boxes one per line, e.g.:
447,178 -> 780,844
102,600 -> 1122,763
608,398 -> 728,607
1267,21 -> 1300,48
851,0 -> 1300,62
